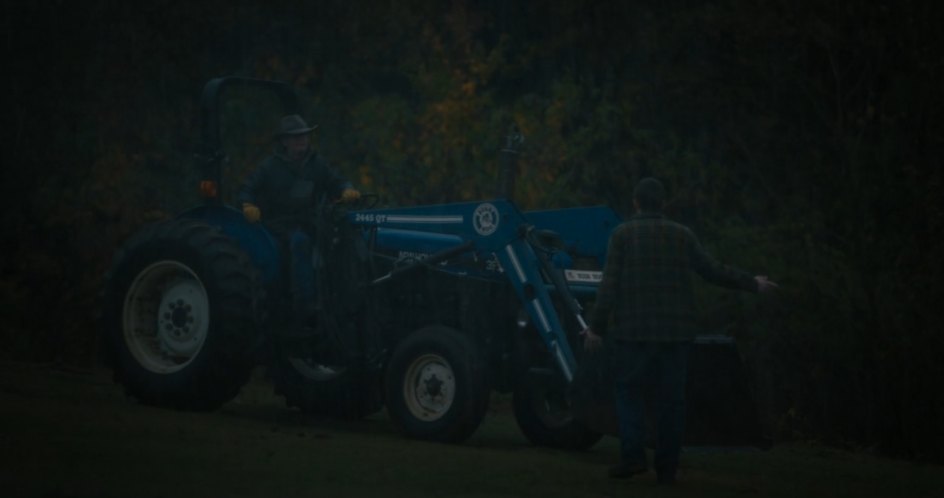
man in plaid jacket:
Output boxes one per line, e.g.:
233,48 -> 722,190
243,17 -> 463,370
583,177 -> 777,484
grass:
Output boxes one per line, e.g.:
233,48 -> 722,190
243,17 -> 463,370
0,363 -> 939,498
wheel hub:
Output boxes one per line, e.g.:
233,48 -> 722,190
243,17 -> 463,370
403,354 -> 455,422
424,374 -> 444,397
123,261 -> 210,374
156,280 -> 206,357
171,305 -> 189,328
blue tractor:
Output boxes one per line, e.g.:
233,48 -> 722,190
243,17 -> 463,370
102,76 -> 763,449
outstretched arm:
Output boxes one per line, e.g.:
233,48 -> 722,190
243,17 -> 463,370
690,234 -> 761,292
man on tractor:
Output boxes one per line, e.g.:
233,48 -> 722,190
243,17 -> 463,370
237,114 -> 361,335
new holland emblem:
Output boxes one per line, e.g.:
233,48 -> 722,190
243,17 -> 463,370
472,203 -> 499,236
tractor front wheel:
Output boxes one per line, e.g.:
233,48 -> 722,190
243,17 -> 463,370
513,373 -> 602,450
384,326 -> 489,443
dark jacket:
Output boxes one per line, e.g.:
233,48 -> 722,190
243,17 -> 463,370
237,147 -> 351,227
589,212 -> 758,343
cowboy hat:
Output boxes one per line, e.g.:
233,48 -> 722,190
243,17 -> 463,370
274,114 -> 318,137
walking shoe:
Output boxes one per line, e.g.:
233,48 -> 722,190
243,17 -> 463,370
608,462 -> 647,479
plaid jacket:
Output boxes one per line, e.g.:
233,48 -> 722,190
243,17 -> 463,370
589,212 -> 757,342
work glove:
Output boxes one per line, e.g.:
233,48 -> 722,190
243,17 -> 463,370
341,188 -> 361,203
242,202 -> 261,223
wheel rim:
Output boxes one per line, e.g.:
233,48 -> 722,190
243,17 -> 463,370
402,353 -> 455,422
122,261 -> 210,374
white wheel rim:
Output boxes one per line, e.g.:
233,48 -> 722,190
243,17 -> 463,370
402,354 -> 455,422
122,261 -> 211,374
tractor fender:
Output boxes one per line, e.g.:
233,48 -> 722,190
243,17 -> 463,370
177,204 -> 281,284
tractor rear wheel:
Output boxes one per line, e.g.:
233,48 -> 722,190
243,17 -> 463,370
384,326 -> 489,443
101,219 -> 264,410
513,373 -> 603,450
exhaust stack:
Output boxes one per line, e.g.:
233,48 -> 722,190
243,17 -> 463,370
497,124 -> 524,202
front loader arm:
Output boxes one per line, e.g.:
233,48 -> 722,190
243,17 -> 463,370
349,200 -> 583,382
496,236 -> 579,382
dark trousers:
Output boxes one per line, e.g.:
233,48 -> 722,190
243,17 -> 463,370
612,341 -> 691,474
289,229 -> 315,314
270,223 -> 317,322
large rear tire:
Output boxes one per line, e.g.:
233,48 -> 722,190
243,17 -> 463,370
101,219 -> 264,410
384,326 -> 489,443
513,372 -> 603,450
